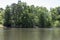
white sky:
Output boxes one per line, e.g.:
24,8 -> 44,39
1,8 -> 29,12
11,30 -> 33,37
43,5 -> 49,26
0,0 -> 60,10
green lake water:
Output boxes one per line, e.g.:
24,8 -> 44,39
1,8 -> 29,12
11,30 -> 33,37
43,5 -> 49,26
0,28 -> 60,40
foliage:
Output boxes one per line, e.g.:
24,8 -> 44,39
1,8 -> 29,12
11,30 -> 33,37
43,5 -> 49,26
0,1 -> 60,28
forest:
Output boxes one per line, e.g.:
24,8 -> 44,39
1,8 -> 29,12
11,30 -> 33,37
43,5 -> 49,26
0,1 -> 60,28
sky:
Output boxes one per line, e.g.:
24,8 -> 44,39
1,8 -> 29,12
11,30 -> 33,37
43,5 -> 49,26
0,0 -> 60,10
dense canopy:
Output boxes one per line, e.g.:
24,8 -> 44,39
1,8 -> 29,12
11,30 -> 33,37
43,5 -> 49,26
0,1 -> 60,28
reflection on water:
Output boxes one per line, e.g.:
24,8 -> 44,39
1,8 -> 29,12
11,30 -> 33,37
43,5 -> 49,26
0,28 -> 60,40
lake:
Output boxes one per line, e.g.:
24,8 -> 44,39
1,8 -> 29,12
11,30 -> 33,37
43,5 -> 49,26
0,28 -> 60,40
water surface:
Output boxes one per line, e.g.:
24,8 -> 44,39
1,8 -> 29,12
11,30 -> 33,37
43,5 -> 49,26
0,28 -> 60,40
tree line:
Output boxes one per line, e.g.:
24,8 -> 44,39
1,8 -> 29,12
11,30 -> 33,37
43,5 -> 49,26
0,1 -> 60,28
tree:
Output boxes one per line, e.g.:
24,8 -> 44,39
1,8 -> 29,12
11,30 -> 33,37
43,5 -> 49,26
38,7 -> 52,28
0,8 -> 4,24
3,1 -> 60,28
3,5 -> 11,27
50,7 -> 60,27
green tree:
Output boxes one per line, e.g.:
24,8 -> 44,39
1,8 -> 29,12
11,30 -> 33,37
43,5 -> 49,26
50,7 -> 60,27
38,7 -> 52,28
0,8 -> 4,24
3,5 -> 11,27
